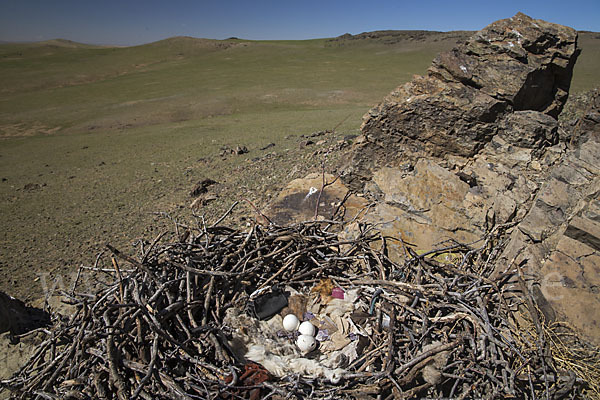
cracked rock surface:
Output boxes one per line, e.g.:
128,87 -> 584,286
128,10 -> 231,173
342,14 -> 597,344
344,12 -> 579,186
270,14 -> 598,344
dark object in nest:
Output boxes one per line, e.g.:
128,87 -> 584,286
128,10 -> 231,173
246,288 -> 288,320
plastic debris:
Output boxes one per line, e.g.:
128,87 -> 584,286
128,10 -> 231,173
315,329 -> 330,342
247,287 -> 288,320
331,287 -> 345,299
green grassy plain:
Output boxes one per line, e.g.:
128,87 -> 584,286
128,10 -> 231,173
0,31 -> 599,303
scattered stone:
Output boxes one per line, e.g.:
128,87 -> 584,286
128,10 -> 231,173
301,130 -> 331,138
23,183 -> 44,191
299,139 -> 314,147
190,178 -> 218,197
219,145 -> 250,156
260,143 -> 276,150
236,145 -> 249,155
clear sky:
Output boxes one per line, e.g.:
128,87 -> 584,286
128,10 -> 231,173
1,0 -> 599,46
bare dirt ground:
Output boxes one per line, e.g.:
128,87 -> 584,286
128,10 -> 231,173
0,126 -> 353,308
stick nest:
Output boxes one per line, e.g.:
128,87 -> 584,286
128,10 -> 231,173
1,209 -> 598,399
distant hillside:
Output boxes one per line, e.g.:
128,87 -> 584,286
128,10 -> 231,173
574,31 -> 600,93
141,36 -> 246,53
327,30 -> 473,46
324,29 -> 599,93
0,38 -> 104,49
35,39 -> 102,48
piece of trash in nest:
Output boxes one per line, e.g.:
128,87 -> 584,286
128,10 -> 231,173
314,295 -> 356,320
348,310 -> 372,336
276,330 -> 295,339
331,287 -> 345,299
305,186 -> 318,199
322,331 -> 351,352
314,315 -> 338,334
303,311 -> 315,320
350,310 -> 371,325
247,288 -> 288,320
381,313 -> 391,329
369,288 -> 384,315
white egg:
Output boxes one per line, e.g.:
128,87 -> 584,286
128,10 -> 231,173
282,314 -> 300,332
296,334 -> 317,353
298,321 -> 316,336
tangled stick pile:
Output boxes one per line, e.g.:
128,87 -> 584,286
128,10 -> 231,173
1,206 -> 597,399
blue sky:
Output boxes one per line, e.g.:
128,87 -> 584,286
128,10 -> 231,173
1,0 -> 599,46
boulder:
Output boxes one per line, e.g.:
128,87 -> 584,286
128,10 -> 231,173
429,13 -> 578,117
352,12 -> 579,181
366,160 -> 481,256
266,173 -> 368,225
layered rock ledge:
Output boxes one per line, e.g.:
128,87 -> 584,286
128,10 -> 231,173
270,14 -> 600,345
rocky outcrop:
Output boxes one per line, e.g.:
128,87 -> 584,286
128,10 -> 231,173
340,12 -> 582,255
342,15 -> 598,343
355,87 -> 600,344
495,92 -> 600,343
345,13 -> 579,188
269,15 -> 597,344
429,14 -> 578,118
